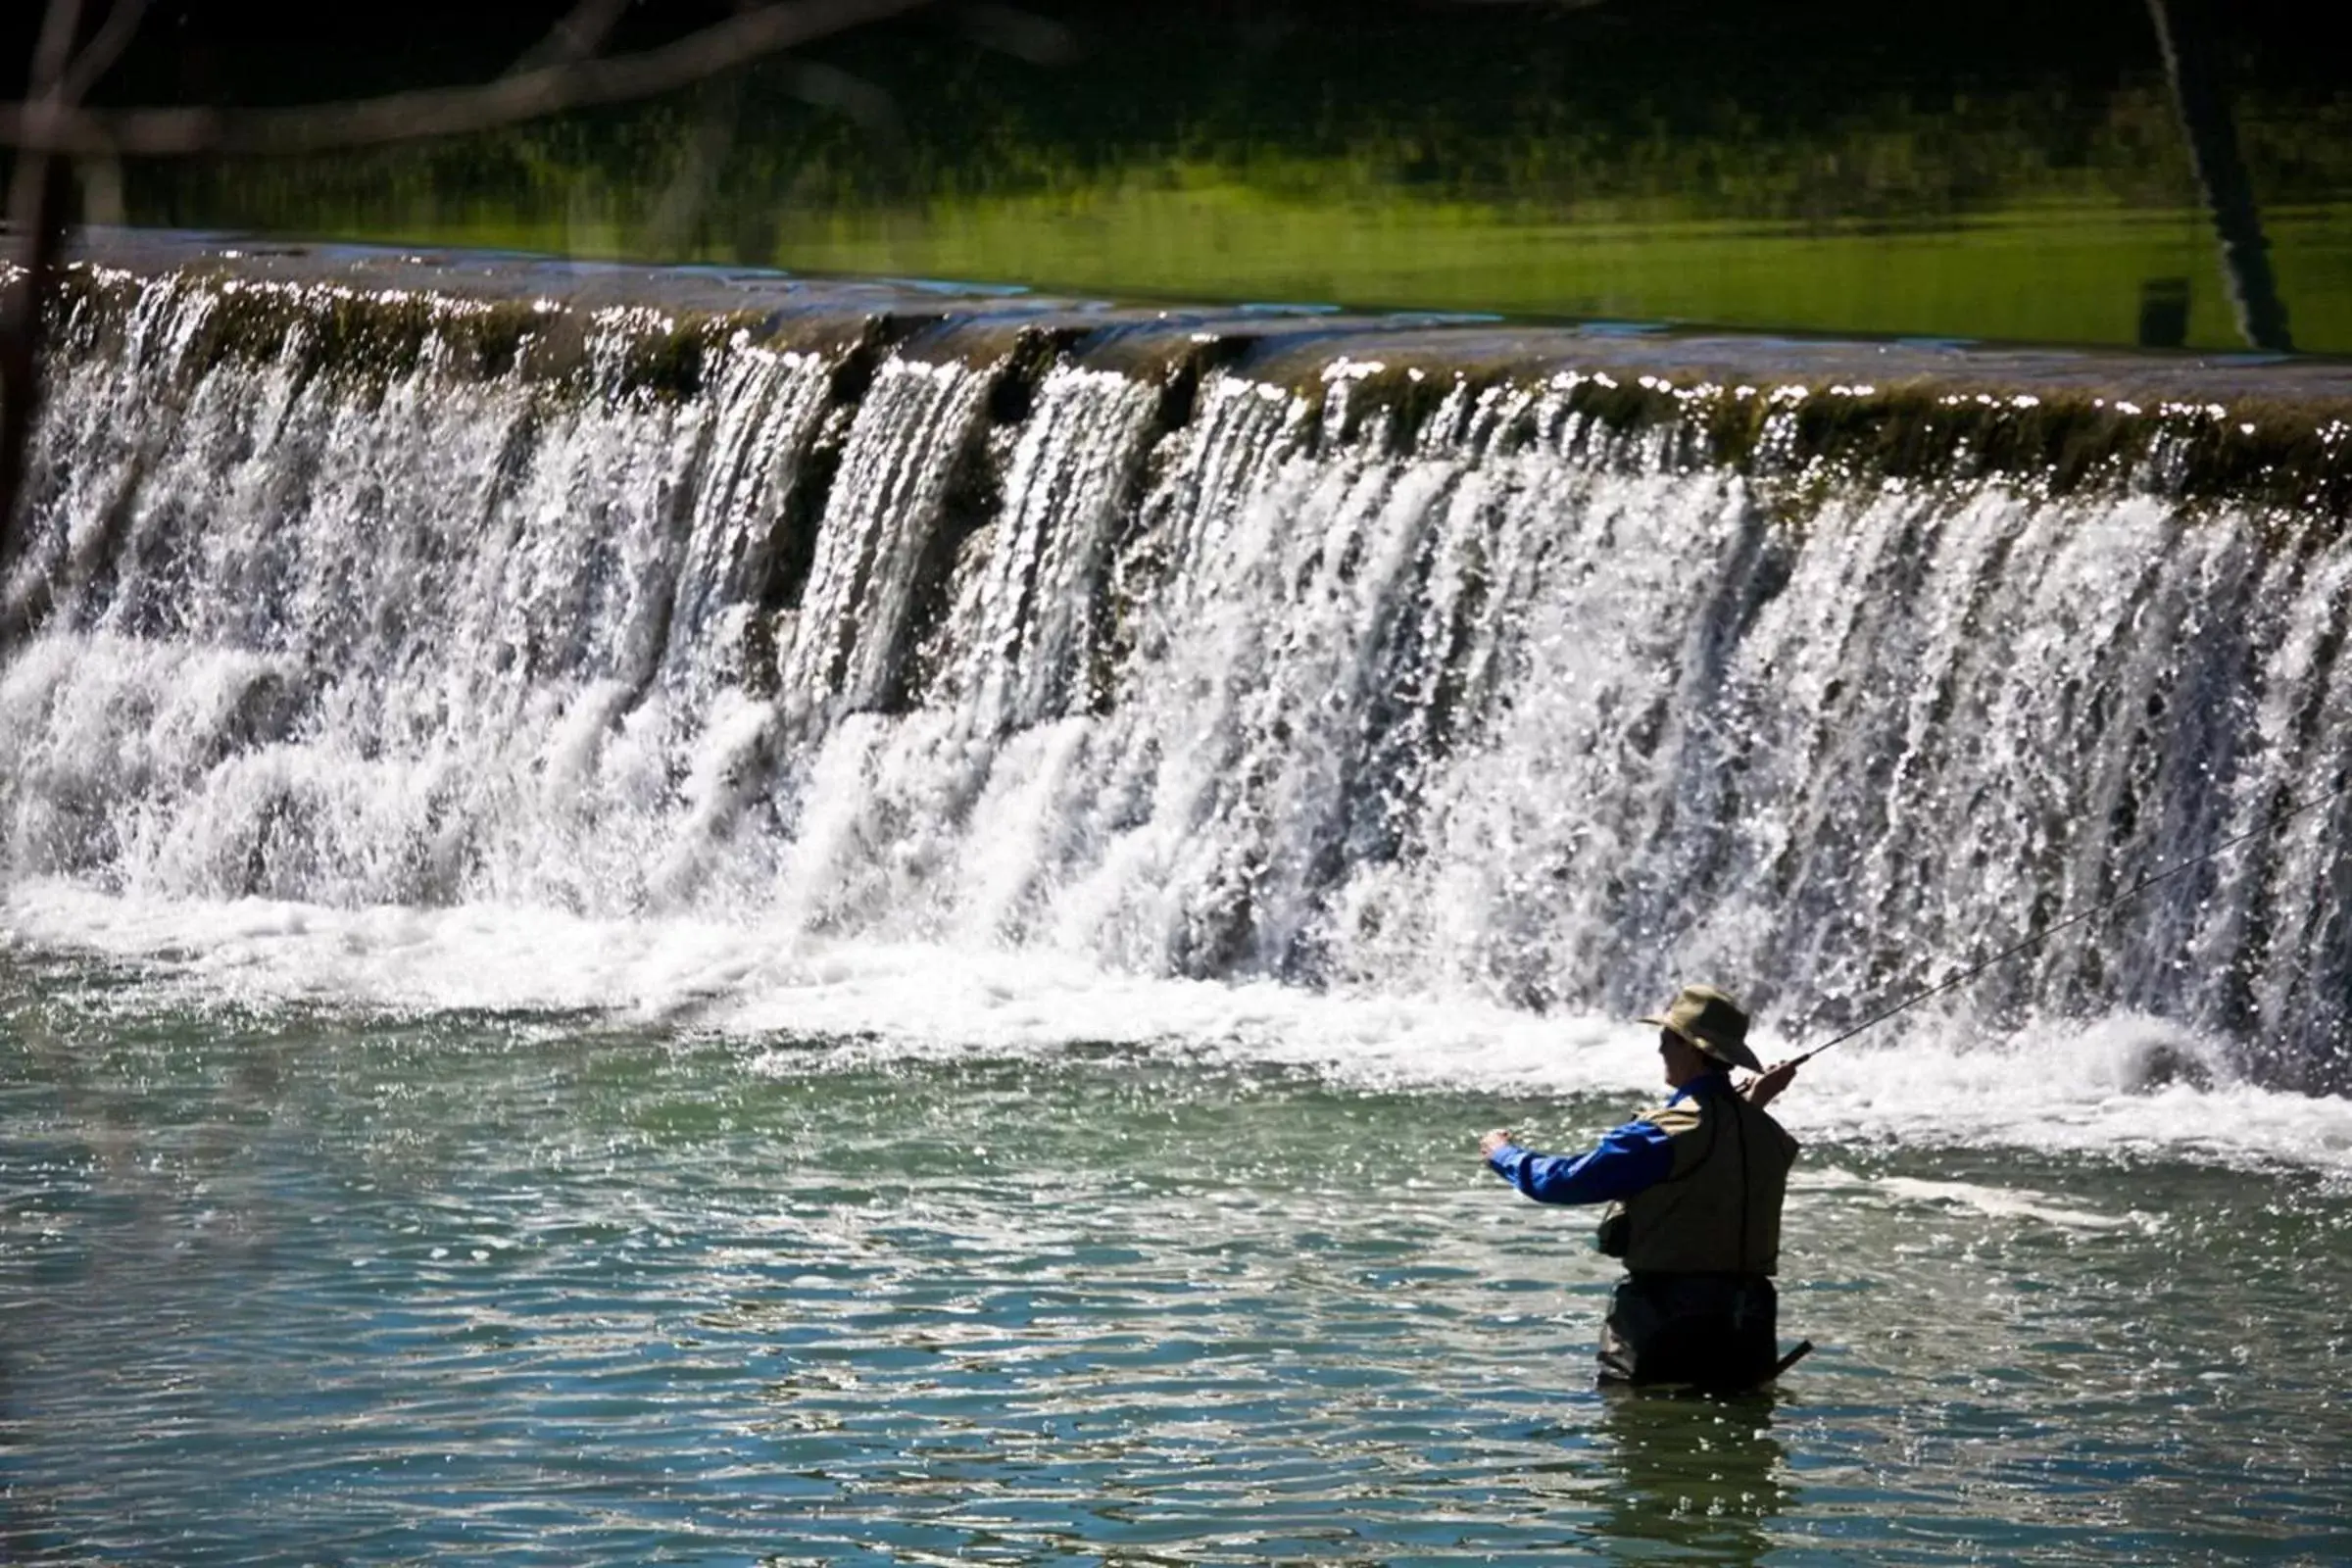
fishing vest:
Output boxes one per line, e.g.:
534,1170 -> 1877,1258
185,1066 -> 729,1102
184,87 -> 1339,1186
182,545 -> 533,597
1600,1085 -> 1798,1276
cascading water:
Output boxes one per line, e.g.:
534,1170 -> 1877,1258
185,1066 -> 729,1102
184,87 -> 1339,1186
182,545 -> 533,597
2,254 -> 2347,1092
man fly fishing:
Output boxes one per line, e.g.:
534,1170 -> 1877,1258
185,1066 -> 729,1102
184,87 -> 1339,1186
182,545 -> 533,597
1480,984 -> 1806,1392
1472,779 -> 2352,1391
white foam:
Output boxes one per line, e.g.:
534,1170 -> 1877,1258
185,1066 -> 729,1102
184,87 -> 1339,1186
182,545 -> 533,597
10,881 -> 2352,1177
1863,1175 -> 2151,1232
10,296 -> 2350,1095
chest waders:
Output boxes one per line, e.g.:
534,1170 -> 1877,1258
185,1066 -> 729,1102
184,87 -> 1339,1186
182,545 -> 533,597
1597,1090 -> 1803,1391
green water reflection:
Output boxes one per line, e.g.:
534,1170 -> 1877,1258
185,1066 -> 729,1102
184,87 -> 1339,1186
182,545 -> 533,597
1586,1389 -> 1792,1565
92,1 -> 2352,352
4,956 -> 2350,1563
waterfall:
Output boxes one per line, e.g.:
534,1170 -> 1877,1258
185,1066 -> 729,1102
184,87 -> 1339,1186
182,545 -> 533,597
3,259 -> 2347,1090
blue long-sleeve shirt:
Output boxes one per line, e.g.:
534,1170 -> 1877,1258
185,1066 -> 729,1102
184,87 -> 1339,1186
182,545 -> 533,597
1486,1073 -> 1731,1205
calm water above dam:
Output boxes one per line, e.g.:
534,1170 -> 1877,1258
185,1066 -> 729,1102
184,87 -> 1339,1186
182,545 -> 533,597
4,951 -> 2350,1566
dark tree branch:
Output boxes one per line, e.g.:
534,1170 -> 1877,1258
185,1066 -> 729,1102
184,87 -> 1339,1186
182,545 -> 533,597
1,0 -> 937,158
23,0 -> 88,93
506,0 -> 637,77
58,0 -> 150,108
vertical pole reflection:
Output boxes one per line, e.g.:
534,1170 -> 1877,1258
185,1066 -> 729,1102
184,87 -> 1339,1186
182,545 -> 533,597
1589,1386 -> 1791,1563
2146,0 -> 2294,352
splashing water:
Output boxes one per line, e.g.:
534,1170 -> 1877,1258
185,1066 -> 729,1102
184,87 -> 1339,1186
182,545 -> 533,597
2,260 -> 2349,1123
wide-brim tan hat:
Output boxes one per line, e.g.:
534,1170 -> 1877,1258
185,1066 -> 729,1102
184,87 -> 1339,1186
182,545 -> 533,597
1641,983 -> 1764,1074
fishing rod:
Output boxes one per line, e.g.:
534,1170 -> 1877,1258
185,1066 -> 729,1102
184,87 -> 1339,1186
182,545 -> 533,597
1786,768 -> 2352,1067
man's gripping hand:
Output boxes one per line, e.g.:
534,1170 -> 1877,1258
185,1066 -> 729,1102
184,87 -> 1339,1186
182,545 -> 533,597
1741,1060 -> 1798,1109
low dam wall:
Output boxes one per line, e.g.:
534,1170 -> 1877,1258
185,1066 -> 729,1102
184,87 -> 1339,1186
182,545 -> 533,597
3,232 -> 2347,1088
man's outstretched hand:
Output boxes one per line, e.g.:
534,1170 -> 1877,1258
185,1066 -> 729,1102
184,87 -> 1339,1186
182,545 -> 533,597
1479,1127 -> 1514,1160
1741,1059 -> 1799,1108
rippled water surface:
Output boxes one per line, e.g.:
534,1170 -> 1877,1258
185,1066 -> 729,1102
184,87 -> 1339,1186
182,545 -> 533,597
4,956 -> 2349,1566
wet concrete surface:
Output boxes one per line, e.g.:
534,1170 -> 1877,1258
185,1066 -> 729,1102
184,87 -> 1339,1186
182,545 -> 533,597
32,225 -> 2352,411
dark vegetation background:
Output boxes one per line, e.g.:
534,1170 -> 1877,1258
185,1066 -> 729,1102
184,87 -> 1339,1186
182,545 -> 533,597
11,2 -> 2331,110
13,1 -> 2343,207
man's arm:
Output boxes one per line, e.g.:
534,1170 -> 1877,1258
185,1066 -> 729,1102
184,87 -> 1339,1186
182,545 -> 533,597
1478,1118 -> 1674,1204
1740,1059 -> 1799,1109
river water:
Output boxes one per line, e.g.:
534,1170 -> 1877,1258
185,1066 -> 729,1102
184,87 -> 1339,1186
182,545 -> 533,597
2,245 -> 2350,1562
4,938 -> 2349,1565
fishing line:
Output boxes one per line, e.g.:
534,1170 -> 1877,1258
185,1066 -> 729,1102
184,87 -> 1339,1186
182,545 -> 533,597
1788,767 -> 2352,1066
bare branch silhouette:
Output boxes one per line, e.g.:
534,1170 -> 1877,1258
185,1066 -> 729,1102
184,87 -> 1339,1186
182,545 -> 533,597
507,0 -> 638,76
1,0 -> 937,157
56,0 -> 149,108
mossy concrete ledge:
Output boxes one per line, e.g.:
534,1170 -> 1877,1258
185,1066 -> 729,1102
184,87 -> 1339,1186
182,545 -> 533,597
22,228 -> 2352,518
